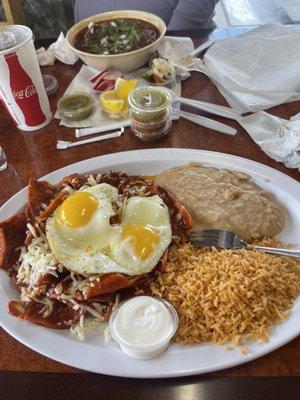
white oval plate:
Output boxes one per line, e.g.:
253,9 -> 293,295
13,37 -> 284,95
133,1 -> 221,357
0,149 -> 299,378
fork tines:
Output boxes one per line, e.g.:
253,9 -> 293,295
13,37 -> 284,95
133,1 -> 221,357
190,229 -> 243,249
190,230 -> 220,247
190,229 -> 222,236
190,229 -> 223,239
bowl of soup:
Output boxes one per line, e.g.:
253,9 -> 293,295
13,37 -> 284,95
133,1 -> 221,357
66,10 -> 166,72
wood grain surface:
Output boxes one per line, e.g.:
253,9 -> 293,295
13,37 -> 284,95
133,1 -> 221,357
0,32 -> 299,377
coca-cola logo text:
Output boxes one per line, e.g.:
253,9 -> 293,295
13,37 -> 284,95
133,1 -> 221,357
12,85 -> 37,100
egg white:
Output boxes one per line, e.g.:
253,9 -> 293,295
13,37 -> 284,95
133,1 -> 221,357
46,184 -> 172,276
46,183 -> 130,274
109,196 -> 172,275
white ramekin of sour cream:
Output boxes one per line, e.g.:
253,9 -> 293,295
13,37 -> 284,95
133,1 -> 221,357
109,295 -> 178,359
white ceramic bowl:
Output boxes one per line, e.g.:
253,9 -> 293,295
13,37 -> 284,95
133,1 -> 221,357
66,10 -> 166,73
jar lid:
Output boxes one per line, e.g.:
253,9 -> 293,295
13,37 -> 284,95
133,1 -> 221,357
128,86 -> 171,115
43,74 -> 58,95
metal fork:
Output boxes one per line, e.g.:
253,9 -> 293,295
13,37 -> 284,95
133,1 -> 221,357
190,229 -> 300,258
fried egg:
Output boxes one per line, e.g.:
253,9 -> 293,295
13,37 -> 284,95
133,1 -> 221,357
110,196 -> 172,275
46,184 -> 172,276
46,183 -> 126,275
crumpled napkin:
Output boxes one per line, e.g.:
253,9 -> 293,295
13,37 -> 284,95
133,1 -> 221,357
157,36 -> 194,59
238,111 -> 300,169
157,36 -> 194,80
201,24 -> 300,113
56,37 -> 193,128
37,32 -> 79,66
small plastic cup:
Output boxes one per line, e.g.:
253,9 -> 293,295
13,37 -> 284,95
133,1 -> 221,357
101,107 -> 129,120
42,74 -> 58,96
131,113 -> 172,142
57,92 -> 94,121
147,76 -> 176,90
109,296 -> 178,359
128,86 -> 172,142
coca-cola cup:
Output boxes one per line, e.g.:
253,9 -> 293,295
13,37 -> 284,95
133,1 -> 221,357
0,25 -> 52,131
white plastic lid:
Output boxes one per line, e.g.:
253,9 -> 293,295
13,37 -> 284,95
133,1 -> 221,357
43,74 -> 58,95
0,25 -> 32,53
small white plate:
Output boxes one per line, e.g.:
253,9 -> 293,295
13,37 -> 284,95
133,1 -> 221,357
0,148 -> 299,378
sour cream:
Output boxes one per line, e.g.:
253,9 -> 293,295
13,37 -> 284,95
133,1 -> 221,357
109,296 -> 178,359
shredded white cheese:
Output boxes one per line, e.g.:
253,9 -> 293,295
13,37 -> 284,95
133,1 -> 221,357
104,326 -> 112,342
56,273 -> 90,302
68,300 -> 108,341
36,297 -> 54,318
13,186 -> 114,339
86,174 -> 98,186
84,174 -> 102,188
70,315 -> 107,341
17,227 -> 64,294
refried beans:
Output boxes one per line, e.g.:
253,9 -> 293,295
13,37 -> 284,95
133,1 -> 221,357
154,163 -> 285,240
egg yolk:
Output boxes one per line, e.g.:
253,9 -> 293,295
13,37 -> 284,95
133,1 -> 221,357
121,224 -> 160,260
56,192 -> 97,227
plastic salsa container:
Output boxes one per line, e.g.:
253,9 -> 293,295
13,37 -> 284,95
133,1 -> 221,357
128,86 -> 171,122
128,86 -> 172,141
109,296 -> 178,359
57,92 -> 94,121
42,74 -> 58,96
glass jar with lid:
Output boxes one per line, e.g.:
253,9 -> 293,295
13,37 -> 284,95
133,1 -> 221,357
128,86 -> 172,142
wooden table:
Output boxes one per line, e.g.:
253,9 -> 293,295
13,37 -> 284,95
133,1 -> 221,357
0,28 -> 299,399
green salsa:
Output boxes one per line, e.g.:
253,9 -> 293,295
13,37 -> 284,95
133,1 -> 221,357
128,86 -> 172,141
57,93 -> 94,121
128,87 -> 171,123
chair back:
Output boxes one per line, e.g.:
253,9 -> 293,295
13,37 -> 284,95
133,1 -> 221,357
1,0 -> 24,26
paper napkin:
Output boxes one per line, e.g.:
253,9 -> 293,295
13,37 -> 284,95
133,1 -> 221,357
202,24 -> 300,113
239,111 -> 300,169
37,32 -> 79,66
